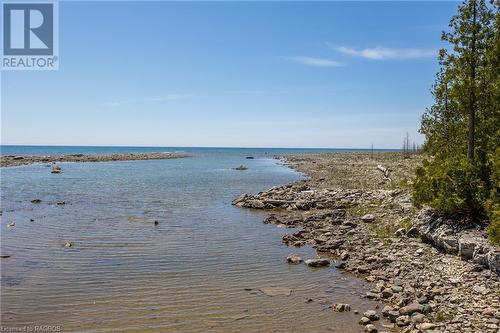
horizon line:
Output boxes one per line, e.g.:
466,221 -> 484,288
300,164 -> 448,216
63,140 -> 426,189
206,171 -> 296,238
0,143 -> 405,150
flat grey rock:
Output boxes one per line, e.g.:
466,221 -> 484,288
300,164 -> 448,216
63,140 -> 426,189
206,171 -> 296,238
259,287 -> 292,297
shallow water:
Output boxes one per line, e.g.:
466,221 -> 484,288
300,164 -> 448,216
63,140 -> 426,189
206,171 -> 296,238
1,152 -> 379,332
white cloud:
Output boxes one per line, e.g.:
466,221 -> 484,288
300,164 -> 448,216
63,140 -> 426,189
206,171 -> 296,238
335,46 -> 436,60
283,56 -> 343,67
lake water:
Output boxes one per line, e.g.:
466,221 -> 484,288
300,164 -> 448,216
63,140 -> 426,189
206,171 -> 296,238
0,145 -> 397,157
1,147 -> 379,332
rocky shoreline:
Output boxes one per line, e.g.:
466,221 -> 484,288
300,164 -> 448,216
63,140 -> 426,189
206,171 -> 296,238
0,152 -> 191,168
232,153 -> 499,333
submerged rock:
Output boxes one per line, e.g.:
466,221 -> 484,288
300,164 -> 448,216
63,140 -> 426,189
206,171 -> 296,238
234,165 -> 248,171
127,216 -> 159,224
332,303 -> 351,312
259,287 -> 292,297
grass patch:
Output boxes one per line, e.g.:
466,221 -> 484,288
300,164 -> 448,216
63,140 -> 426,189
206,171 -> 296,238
347,204 -> 371,217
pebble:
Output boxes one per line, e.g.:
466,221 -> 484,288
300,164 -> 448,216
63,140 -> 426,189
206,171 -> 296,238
381,288 -> 393,298
417,323 -> 437,330
361,214 -> 375,223
365,292 -> 379,299
399,302 -> 424,315
396,315 -> 411,326
411,313 -> 426,323
387,311 -> 400,323
472,285 -> 487,295
359,317 -> 371,325
381,305 -> 394,317
364,324 -> 378,333
391,285 -> 403,293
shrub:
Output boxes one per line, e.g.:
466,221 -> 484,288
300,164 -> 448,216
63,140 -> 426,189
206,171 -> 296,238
413,154 -> 487,215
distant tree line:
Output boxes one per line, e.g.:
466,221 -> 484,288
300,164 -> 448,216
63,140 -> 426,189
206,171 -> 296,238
402,132 -> 421,159
412,0 -> 499,244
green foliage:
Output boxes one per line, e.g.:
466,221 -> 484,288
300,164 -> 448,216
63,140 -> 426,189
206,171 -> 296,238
413,155 -> 487,214
413,0 -> 500,242
486,148 -> 500,245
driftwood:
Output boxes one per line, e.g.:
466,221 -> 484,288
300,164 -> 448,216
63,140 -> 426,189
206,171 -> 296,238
377,164 -> 391,181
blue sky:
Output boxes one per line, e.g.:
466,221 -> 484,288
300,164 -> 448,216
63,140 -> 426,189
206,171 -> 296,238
1,1 -> 460,148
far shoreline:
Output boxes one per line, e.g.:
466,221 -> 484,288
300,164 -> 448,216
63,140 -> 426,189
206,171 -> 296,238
0,152 -> 191,168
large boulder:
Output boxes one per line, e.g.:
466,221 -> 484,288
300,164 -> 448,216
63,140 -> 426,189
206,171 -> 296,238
305,258 -> 330,267
286,253 -> 302,264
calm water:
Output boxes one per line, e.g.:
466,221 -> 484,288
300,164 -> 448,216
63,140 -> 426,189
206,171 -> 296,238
0,145 -> 398,156
1,147 -> 379,332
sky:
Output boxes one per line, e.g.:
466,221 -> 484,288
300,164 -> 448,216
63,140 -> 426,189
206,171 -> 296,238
1,1 -> 460,149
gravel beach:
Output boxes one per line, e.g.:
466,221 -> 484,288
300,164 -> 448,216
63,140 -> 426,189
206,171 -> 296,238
233,153 -> 500,333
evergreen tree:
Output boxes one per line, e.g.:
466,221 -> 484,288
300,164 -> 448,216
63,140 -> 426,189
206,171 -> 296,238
413,0 -> 499,243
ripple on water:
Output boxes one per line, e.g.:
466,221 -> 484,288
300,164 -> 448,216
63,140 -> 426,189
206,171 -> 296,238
1,157 -> 378,332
